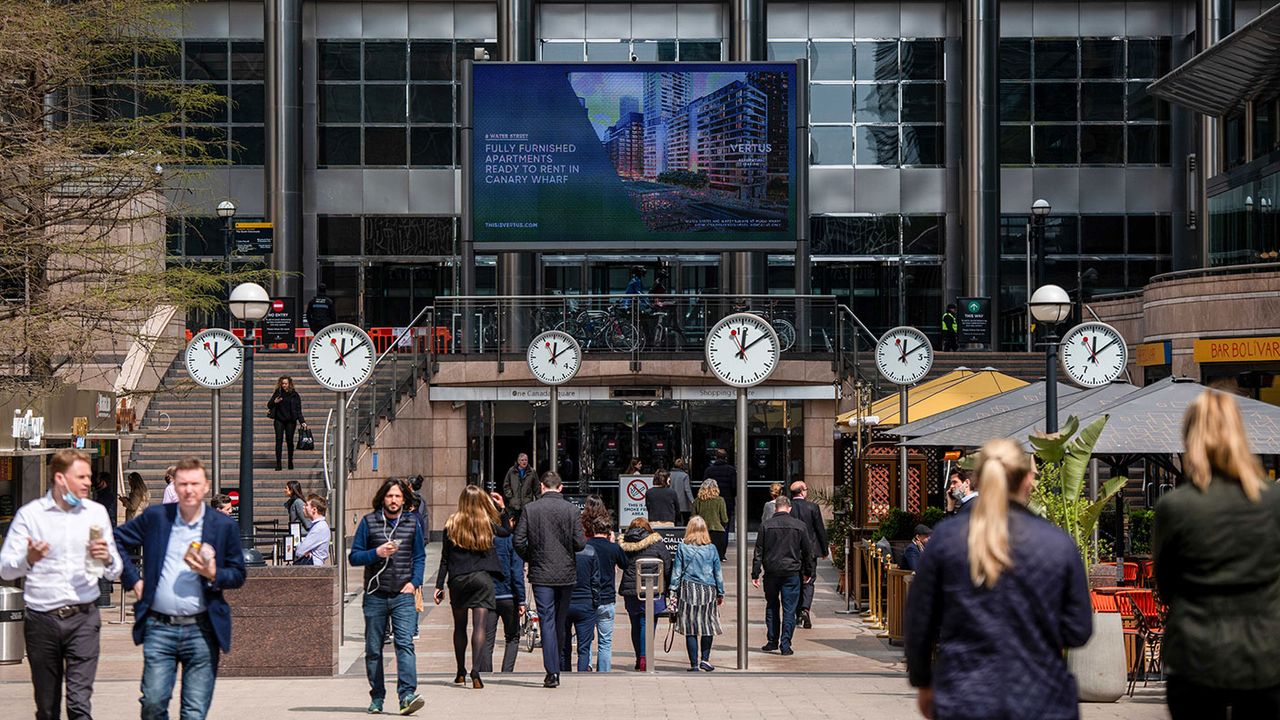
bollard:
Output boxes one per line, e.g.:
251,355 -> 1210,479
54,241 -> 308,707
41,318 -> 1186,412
835,532 -> 857,615
635,557 -> 665,674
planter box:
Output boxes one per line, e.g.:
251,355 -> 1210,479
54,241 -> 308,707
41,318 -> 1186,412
1068,611 -> 1127,703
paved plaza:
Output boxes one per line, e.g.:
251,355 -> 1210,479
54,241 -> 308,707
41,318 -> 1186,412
0,541 -> 1169,718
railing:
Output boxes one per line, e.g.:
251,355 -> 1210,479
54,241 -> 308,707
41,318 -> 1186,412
433,293 -> 849,369
834,303 -> 881,398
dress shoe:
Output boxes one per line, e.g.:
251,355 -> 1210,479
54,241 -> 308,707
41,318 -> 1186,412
637,657 -> 646,671
761,643 -> 779,652
471,672 -> 484,689
780,648 -> 795,656
543,673 -> 559,688
802,610 -> 813,629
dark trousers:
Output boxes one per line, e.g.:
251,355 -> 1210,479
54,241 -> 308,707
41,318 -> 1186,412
562,604 -> 596,672
709,530 -> 728,561
478,597 -> 521,673
1167,675 -> 1280,720
273,419 -> 296,469
942,330 -> 958,351
25,605 -> 101,720
532,585 -> 573,676
763,574 -> 801,651
798,574 -> 816,613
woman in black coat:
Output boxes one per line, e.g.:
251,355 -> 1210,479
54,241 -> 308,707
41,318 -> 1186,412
266,376 -> 306,471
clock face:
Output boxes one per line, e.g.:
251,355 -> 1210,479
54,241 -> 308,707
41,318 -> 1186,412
704,313 -> 780,388
308,323 -> 375,392
185,329 -> 244,389
1059,321 -> 1128,388
527,330 -> 582,385
875,326 -> 934,385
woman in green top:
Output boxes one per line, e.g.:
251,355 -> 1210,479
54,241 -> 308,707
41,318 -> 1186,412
692,479 -> 728,561
1155,390 -> 1280,720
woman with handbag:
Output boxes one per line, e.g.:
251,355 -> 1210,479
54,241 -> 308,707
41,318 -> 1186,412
434,485 -> 510,689
670,516 -> 724,671
266,375 -> 306,470
284,479 -> 313,534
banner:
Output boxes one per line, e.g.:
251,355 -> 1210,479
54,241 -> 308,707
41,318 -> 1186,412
618,473 -> 654,529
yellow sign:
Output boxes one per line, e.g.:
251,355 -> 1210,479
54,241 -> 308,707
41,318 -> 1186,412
234,221 -> 272,229
1194,336 -> 1280,363
1134,341 -> 1170,367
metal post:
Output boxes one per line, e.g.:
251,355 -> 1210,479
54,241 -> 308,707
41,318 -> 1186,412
550,385 -> 559,479
1089,458 -> 1100,564
644,574 -> 657,675
224,218 -> 233,330
1045,327 -> 1059,434
238,321 -> 256,538
963,0 -> 1001,348
335,391 -> 347,644
1024,222 -> 1033,353
735,387 -> 749,670
899,386 -> 909,511
211,389 -> 222,495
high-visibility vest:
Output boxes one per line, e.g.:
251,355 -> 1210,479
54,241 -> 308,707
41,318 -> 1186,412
941,311 -> 957,333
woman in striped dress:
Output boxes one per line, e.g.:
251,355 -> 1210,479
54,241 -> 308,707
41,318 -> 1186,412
670,515 -> 724,671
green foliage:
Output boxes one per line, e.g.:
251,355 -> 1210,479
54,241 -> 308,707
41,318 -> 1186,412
656,169 -> 710,188
870,508 -> 916,543
1129,508 -> 1155,555
815,483 -> 856,566
1028,415 -> 1127,570
920,506 -> 944,529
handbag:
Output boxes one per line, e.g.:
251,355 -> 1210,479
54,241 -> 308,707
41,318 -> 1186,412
296,426 -> 315,451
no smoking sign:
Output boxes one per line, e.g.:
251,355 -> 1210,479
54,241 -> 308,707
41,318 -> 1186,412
627,479 -> 647,501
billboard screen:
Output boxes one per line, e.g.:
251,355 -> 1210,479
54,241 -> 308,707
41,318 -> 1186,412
469,62 -> 799,250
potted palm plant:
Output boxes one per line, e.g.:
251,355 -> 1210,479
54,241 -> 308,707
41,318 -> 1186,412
1028,415 -> 1128,703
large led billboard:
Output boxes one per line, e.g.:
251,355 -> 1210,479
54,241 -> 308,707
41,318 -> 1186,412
468,62 -> 800,250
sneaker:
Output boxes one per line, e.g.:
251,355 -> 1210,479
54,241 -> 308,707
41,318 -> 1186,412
637,657 -> 646,672
687,666 -> 700,672
367,699 -> 383,714
700,661 -> 715,672
761,643 -> 779,652
780,648 -> 795,656
399,694 -> 424,715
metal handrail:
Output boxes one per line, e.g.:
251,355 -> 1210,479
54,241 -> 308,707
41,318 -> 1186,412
344,304 -> 435,411
1147,260 -> 1280,285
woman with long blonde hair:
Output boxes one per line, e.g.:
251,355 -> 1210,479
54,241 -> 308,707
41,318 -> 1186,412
434,484 -> 509,689
904,438 -> 1091,720
1156,390 -> 1280,719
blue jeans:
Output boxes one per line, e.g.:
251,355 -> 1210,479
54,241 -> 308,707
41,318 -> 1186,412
532,585 -> 573,676
592,603 -> 616,672
564,604 -> 596,672
363,592 -> 418,702
140,615 -> 219,720
763,575 -> 801,651
623,595 -> 667,660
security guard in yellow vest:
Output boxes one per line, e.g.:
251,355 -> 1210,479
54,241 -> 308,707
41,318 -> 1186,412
941,304 -> 958,351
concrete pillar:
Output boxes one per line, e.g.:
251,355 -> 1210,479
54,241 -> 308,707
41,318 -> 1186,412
265,0 -> 302,313
962,0 -> 1000,346
727,0 -> 767,296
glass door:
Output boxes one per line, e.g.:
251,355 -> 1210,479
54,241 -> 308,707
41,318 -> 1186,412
363,263 -> 451,327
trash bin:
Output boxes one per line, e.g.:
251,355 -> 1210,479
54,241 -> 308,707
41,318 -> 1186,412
0,586 -> 24,665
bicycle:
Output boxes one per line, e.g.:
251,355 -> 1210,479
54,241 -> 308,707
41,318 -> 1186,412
520,608 -> 541,652
557,304 -> 642,352
730,298 -> 796,351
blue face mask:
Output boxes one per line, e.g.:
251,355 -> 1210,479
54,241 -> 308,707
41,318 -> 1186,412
62,490 -> 83,508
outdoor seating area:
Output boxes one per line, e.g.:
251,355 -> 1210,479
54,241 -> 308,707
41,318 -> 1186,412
1091,586 -> 1167,695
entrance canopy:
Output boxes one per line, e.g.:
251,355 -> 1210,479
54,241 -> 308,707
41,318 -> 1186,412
886,381 -> 1083,438
836,369 -> 1027,428
900,382 -> 1139,448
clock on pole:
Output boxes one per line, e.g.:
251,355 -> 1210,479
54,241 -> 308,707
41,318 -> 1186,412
308,323 -> 376,392
1059,321 -> 1128,388
874,326 -> 934,515
527,330 -> 582,487
185,328 -> 244,494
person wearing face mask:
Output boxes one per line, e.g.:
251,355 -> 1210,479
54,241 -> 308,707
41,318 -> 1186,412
1,448 -> 123,720
945,468 -> 976,516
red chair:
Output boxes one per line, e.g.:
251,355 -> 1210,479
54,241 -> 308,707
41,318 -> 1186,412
1090,591 -> 1119,613
1136,560 -> 1155,588
1094,562 -> 1139,585
1117,590 -> 1164,692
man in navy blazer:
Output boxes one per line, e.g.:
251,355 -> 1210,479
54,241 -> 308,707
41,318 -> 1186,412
115,457 -> 245,720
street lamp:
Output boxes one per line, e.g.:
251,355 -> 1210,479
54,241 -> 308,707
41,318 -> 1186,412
1030,284 -> 1073,434
216,200 -> 237,329
229,282 -> 270,540
1025,199 -> 1051,352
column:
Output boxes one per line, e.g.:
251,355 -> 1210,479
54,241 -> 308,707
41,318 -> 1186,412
497,0 -> 537,342
265,0 -> 303,313
962,0 -> 1000,346
727,0 -> 767,295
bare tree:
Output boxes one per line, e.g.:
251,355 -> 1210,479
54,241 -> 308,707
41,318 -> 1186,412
0,0 -> 269,402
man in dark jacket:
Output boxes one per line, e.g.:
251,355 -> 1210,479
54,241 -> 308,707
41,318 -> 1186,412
514,471 -> 586,688
704,449 -> 737,534
901,524 -> 931,572
564,544 -> 602,672
114,457 -> 246,720
788,480 -> 829,629
751,496 -> 815,655
305,283 -> 335,334
503,453 -> 535,517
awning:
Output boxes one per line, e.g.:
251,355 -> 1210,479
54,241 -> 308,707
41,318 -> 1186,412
836,369 -> 1028,428
1147,2 -> 1280,116
886,381 -> 1083,437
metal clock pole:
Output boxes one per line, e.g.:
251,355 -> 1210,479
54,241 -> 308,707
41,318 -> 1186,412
899,386 -> 909,512
549,384 -> 559,476
735,384 -> 749,671
211,389 -> 222,495
336,389 -> 347,644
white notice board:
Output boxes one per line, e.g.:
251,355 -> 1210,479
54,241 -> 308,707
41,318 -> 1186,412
618,473 -> 654,529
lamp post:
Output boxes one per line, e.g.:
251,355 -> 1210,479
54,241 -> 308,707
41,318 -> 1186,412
1029,284 -> 1073,434
1025,199 -> 1051,352
216,200 -> 237,328
229,283 -> 271,539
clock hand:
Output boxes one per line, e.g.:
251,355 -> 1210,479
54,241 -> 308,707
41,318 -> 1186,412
333,337 -> 347,366
1083,337 -> 1100,364
900,343 -> 923,361
737,327 -> 749,359
204,342 -> 217,366
1094,338 -> 1120,356
740,333 -> 770,355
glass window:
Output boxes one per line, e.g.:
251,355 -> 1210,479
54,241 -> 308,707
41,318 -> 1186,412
1000,39 -> 1032,79
856,126 -> 898,165
230,42 -> 265,81
1034,40 -> 1077,79
1127,81 -> 1167,121
810,126 -> 852,165
410,41 -> 453,81
91,84 -> 135,121
230,126 -> 265,165
1128,38 -> 1171,78
1127,259 -> 1170,286
854,84 -> 895,123
901,126 -> 943,166
768,41 -> 808,62
901,40 -> 942,81
588,41 -> 631,62
1000,83 -> 1031,122
1127,215 -> 1171,254
810,42 -> 853,81
856,41 -> 899,81
901,83 -> 942,123
320,85 -> 361,123
319,126 -> 361,165
410,85 -> 452,124
1000,125 -> 1032,164
1080,215 -> 1125,253
230,83 -> 264,124
811,84 -> 853,123
678,41 -> 721,61
629,40 -> 661,61
902,215 -> 944,254
457,42 -> 498,67
1035,125 -> 1077,164
364,42 -> 407,81
1080,40 -> 1124,79
1042,216 -> 1079,255
185,217 -> 227,256
410,126 -> 453,166
319,216 -> 362,255
184,41 -> 227,81
365,127 -> 407,165
1034,82 -> 1078,121
1128,125 -> 1169,164
319,42 -> 361,81
364,85 -> 406,123
187,125 -> 226,162
1080,82 -> 1125,121
1080,125 -> 1124,164
540,41 -> 585,61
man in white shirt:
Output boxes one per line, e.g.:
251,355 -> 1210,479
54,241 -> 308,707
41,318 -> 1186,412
161,464 -> 178,504
293,494 -> 330,565
0,448 -> 123,720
